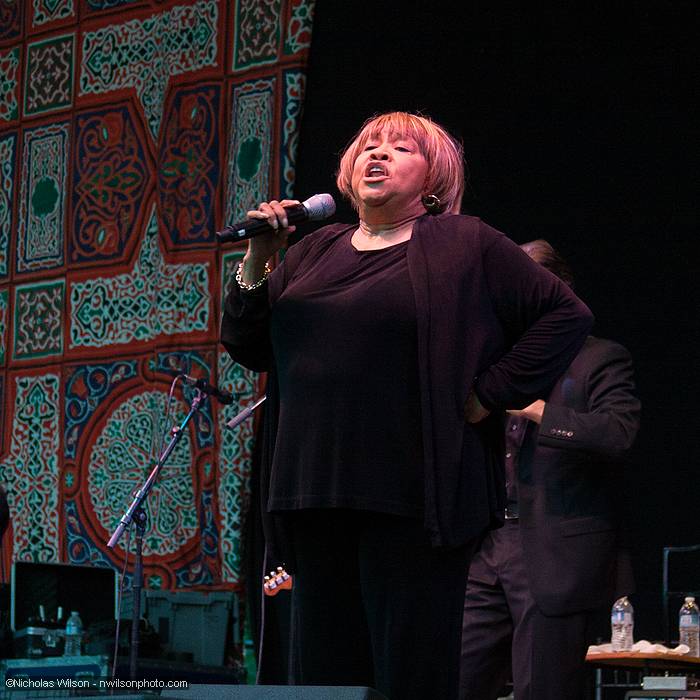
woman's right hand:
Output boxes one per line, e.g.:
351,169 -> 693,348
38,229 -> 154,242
464,390 -> 490,424
241,199 -> 299,284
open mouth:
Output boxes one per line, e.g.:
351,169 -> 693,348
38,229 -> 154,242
365,164 -> 388,178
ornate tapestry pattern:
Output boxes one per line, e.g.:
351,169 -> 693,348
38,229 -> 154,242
284,0 -> 314,56
0,0 -> 315,601
232,0 -> 281,72
0,288 -> 8,365
69,206 -> 210,349
17,121 -> 69,273
216,249 -> 258,581
24,34 -> 74,116
71,103 -> 152,264
0,373 -> 61,563
30,0 -> 75,28
158,85 -> 220,246
79,0 -> 219,139
153,350 -> 216,451
0,0 -> 22,43
0,132 -> 16,278
218,348 -> 257,582
281,70 -> 306,198
84,0 -> 141,12
226,78 -> 275,224
87,390 -> 197,556
0,47 -> 20,122
64,360 -> 138,460
13,279 -> 65,360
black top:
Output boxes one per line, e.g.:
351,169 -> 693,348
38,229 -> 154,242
268,232 -> 423,516
221,214 -> 594,548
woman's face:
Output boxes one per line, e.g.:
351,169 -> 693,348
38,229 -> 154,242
351,128 -> 429,218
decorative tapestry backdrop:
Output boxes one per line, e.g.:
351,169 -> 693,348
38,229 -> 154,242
0,0 -> 315,592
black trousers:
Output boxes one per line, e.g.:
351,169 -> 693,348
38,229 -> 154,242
285,509 -> 474,700
460,521 -> 596,700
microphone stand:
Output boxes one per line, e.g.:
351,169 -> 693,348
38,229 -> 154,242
128,507 -> 146,681
107,388 -> 208,680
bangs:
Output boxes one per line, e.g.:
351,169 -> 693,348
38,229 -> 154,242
352,113 -> 433,159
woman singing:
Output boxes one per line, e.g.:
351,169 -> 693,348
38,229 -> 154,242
221,112 -> 593,699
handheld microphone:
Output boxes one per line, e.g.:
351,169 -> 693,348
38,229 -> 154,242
180,374 -> 234,405
216,193 -> 336,243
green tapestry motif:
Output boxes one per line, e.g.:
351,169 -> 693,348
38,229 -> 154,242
70,206 -> 210,349
0,374 -> 61,562
79,0 -> 218,139
233,0 -> 281,71
31,0 -> 75,27
13,280 -> 65,360
0,47 -> 19,122
17,122 -> 69,272
217,349 -> 257,582
0,0 -> 316,598
24,34 -> 75,116
284,0 -> 314,55
0,288 -> 8,365
227,79 -> 275,223
0,132 -> 15,277
87,390 -> 197,556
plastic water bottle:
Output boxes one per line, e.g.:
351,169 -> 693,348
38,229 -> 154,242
611,596 -> 634,651
63,611 -> 83,656
679,596 -> 700,656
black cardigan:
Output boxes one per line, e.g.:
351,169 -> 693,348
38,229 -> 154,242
221,213 -> 593,550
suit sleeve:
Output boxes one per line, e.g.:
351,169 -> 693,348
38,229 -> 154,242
538,341 -> 641,459
474,224 -> 594,410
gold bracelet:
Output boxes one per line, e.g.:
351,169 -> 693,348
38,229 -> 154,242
235,260 -> 271,291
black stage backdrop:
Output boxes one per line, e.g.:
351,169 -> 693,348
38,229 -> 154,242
292,1 -> 699,642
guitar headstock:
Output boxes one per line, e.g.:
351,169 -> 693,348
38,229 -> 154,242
263,566 -> 293,596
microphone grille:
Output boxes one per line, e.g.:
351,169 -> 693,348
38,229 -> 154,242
302,193 -> 336,221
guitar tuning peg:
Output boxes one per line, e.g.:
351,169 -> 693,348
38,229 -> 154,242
262,566 -> 292,597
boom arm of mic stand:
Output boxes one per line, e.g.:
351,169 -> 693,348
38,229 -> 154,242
106,391 -> 206,681
107,394 -> 204,550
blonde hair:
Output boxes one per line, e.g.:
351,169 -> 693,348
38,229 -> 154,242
336,112 -> 465,214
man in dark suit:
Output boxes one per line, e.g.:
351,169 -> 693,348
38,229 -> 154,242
460,240 -> 641,700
